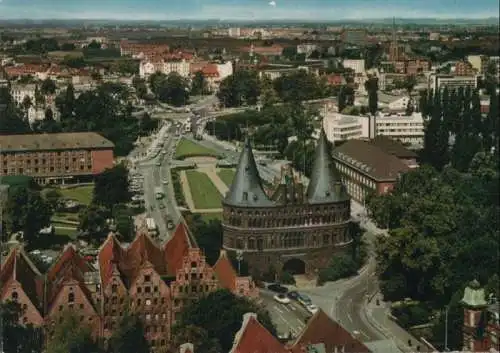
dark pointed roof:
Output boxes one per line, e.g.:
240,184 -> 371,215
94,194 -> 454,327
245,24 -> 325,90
224,137 -> 273,207
306,128 -> 349,204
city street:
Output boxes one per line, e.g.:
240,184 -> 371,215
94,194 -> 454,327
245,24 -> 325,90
259,290 -> 310,338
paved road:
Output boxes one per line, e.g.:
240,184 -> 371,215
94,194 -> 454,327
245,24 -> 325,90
260,290 -> 310,338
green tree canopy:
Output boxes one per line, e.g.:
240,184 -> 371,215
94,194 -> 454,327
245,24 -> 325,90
92,164 -> 130,209
191,70 -> 209,95
173,289 -> 277,352
1,301 -> 44,353
107,311 -> 150,353
217,69 -> 261,107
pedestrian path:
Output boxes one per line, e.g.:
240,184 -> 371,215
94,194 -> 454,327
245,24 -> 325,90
199,167 -> 229,195
179,171 -> 196,211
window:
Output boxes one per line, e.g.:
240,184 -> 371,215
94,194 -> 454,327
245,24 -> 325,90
145,286 -> 151,293
242,192 -> 248,201
153,286 -> 158,292
11,291 -> 18,300
191,261 -> 197,268
137,287 -> 142,293
68,292 -> 75,303
144,275 -> 151,282
111,284 -> 117,293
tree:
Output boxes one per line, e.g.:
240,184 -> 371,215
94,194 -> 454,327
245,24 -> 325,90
78,204 -> 109,241
364,76 -> 378,116
32,107 -> 61,133
338,85 -> 347,112
173,289 -> 277,352
403,74 -> 417,97
0,87 -> 30,135
274,70 -> 327,103
170,325 -> 221,353
34,85 -> 45,107
1,301 -> 44,353
43,188 -> 62,212
160,72 -> 190,106
317,253 -> 359,285
132,76 -> 148,100
191,71 -> 209,95
21,95 -> 32,112
107,311 -> 149,353
483,60 -> 499,95
45,311 -> 101,353
41,78 -> 57,95
4,185 -> 52,246
282,46 -> 298,60
217,69 -> 261,107
187,214 -> 223,266
92,164 -> 130,209
112,204 -> 134,242
87,40 -> 102,50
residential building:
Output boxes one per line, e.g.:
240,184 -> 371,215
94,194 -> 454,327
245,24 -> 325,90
341,29 -> 368,46
429,74 -> 478,92
120,41 -> 170,59
296,43 -> 318,56
226,309 -> 372,353
467,55 -> 488,74
0,132 -> 114,185
461,280 -> 500,352
228,27 -> 241,38
455,60 -> 477,76
27,104 -> 60,126
0,223 -> 258,352
429,32 -> 441,41
378,72 -> 407,91
242,44 -> 284,57
406,59 -> 431,75
139,59 -> 191,78
10,83 -> 37,105
332,139 -> 412,203
370,135 -> 419,169
343,59 -> 365,74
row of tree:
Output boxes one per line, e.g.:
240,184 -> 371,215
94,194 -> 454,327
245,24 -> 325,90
366,87 -> 499,350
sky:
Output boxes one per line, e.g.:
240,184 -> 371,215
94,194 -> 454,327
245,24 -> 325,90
0,0 -> 498,20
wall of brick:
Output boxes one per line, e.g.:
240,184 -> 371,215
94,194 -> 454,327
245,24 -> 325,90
91,149 -> 114,175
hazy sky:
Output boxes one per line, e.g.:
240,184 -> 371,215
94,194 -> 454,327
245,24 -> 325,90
0,0 -> 498,20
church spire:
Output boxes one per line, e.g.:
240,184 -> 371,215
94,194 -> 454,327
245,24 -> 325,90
306,128 -> 349,204
223,136 -> 273,207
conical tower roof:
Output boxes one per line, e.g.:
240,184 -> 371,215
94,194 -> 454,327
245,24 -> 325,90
306,128 -> 349,204
224,137 -> 273,208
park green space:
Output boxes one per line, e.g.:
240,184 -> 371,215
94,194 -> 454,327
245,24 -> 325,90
185,171 -> 222,209
175,138 -> 219,160
217,168 -> 236,187
197,212 -> 223,223
59,185 -> 94,205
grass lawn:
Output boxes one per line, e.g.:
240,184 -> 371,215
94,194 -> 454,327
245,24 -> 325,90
217,168 -> 236,187
59,185 -> 94,205
197,212 -> 223,222
175,138 -> 219,160
185,171 -> 222,209
54,226 -> 78,239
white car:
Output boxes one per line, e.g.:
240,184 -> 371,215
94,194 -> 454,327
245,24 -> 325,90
162,179 -> 169,185
273,294 -> 291,305
307,304 -> 318,314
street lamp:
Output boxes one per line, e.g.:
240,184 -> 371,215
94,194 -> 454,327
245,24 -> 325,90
236,250 -> 244,276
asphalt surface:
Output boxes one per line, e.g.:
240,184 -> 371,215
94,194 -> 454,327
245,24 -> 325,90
259,289 -> 311,338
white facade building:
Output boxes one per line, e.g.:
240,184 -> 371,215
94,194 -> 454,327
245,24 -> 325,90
429,74 -> 478,92
228,28 -> 241,37
10,84 -> 37,105
343,59 -> 365,74
322,111 -> 425,146
216,61 -> 233,80
297,43 -> 318,56
139,60 -> 191,78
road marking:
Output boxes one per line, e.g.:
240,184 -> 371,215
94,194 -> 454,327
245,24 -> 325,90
273,305 -> 284,314
360,330 -> 370,339
347,313 -> 353,323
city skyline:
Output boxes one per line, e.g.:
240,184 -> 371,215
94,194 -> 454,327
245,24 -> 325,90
0,0 -> 498,20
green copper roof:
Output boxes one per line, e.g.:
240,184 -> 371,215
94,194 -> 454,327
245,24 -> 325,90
223,137 -> 274,208
461,280 -> 488,308
306,128 -> 350,204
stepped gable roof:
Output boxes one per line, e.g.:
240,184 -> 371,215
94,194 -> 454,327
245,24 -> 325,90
229,313 -> 288,353
46,244 -> 95,311
125,231 -> 167,282
98,233 -> 125,287
0,246 -> 43,309
164,222 -> 193,276
290,309 -> 372,353
213,250 -> 237,291
224,137 -> 274,208
306,128 -> 349,204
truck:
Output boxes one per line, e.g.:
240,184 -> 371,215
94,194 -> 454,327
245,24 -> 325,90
154,186 -> 164,199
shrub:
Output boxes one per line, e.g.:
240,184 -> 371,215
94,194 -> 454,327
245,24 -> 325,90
317,254 -> 358,286
280,271 -> 296,285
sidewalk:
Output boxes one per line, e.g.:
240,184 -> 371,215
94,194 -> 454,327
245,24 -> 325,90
365,293 -> 432,352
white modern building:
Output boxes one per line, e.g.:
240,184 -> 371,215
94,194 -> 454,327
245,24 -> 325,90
428,73 -> 478,92
10,83 -> 37,105
297,43 -> 318,56
322,111 -> 425,146
343,59 -> 366,74
228,27 -> 241,38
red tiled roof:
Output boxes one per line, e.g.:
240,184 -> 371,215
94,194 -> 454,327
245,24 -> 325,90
46,244 -> 95,310
201,64 -> 219,77
126,232 -> 167,281
98,233 -> 125,286
213,250 -> 237,291
230,313 -> 288,353
164,223 -> 192,276
290,309 -> 371,353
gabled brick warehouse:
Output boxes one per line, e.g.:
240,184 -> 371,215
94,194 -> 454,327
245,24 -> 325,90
0,223 -> 258,352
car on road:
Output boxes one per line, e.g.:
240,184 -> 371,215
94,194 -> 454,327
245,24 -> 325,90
306,304 -> 318,315
273,294 -> 291,305
167,220 -> 174,230
297,294 -> 312,306
287,291 -> 300,300
156,162 -> 161,167
159,204 -> 165,209
162,179 -> 169,185
267,283 -> 288,294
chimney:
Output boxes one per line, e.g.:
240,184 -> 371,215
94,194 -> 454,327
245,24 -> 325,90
179,343 -> 194,353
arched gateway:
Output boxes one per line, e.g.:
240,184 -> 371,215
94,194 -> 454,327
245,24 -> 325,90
282,258 -> 306,275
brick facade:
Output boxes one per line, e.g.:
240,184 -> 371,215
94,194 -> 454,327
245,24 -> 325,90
0,223 -> 258,352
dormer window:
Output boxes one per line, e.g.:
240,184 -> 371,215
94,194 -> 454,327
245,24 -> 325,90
11,291 -> 18,300
68,292 -> 75,303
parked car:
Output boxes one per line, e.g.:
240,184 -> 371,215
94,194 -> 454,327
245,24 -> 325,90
287,291 -> 300,300
297,294 -> 312,306
273,294 -> 291,305
306,304 -> 318,315
267,283 -> 288,294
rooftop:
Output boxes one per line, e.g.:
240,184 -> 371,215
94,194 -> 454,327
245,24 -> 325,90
333,139 -> 411,181
0,132 -> 114,152
370,135 -> 418,159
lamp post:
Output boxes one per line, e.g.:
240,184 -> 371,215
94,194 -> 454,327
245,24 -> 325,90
236,250 -> 243,276
444,305 -> 450,352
